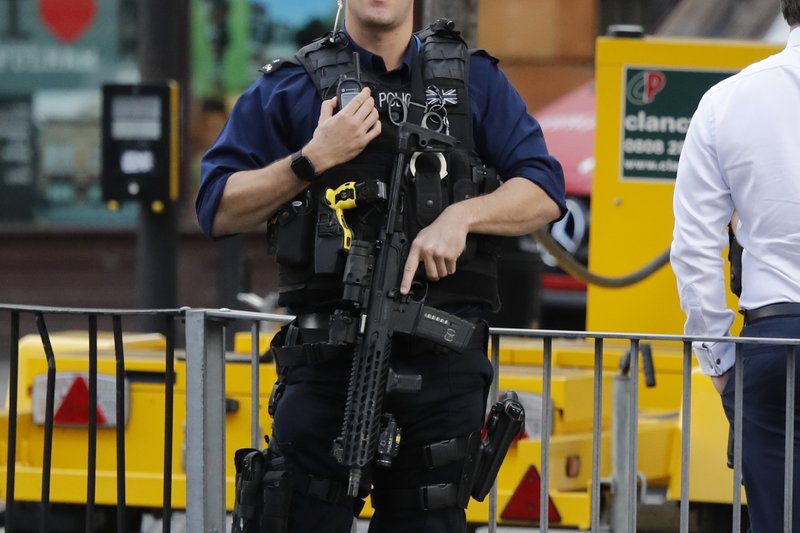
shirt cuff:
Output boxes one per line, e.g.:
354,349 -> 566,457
692,340 -> 735,376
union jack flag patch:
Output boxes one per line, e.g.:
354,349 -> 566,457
426,87 -> 458,107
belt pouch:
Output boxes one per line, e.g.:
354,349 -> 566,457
261,467 -> 292,533
275,199 -> 314,267
314,202 -> 346,275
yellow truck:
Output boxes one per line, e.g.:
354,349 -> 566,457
0,34 -> 783,531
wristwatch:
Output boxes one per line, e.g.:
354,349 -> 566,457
290,150 -> 317,182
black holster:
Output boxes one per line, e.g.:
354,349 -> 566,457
231,444 -> 293,533
471,391 -> 525,501
232,448 -> 266,533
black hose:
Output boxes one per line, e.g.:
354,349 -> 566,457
532,229 -> 671,288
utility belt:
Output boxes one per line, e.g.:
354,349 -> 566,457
269,311 -> 486,370
268,314 -> 341,370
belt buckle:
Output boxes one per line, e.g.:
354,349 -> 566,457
419,483 -> 454,511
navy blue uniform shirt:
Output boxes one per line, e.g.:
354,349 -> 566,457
197,34 -> 566,237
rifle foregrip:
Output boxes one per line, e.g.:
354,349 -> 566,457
414,305 -> 476,352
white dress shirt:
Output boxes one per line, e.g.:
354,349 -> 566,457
671,27 -> 800,376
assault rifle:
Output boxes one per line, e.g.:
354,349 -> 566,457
330,122 -> 477,497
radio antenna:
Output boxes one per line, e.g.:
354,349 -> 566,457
330,0 -> 344,42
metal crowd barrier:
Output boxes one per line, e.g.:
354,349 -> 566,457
184,309 -> 800,533
0,304 -> 183,533
2,304 -> 800,533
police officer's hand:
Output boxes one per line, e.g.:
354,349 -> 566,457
303,88 -> 381,173
400,205 -> 469,295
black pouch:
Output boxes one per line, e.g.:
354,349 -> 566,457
261,455 -> 293,533
450,150 -> 476,203
314,201 -> 347,275
413,151 -> 447,227
232,448 -> 266,533
274,196 -> 315,267
267,321 -> 295,415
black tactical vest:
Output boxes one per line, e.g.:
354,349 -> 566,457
267,20 -> 501,312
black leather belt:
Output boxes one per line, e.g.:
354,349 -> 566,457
742,302 -> 800,325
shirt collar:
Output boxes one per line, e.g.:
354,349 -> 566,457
343,27 -> 419,75
787,26 -> 800,48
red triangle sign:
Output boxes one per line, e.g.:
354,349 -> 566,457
39,0 -> 97,44
54,375 -> 107,426
501,466 -> 562,523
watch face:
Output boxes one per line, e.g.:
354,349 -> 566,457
291,151 -> 315,181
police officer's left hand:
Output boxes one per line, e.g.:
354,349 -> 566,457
400,204 -> 469,294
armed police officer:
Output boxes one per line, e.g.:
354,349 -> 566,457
197,0 -> 565,531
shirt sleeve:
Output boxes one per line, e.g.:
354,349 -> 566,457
195,69 -> 320,237
670,94 -> 736,376
469,55 -> 567,217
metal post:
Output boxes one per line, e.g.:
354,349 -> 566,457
679,341 -> 692,533
629,340 -> 640,533
185,310 -> 228,532
251,321 -> 261,449
732,344 -> 744,532
541,337 -> 553,533
590,338 -> 604,532
488,334 -> 500,533
612,374 -> 632,532
136,0 -> 188,332
112,316 -> 128,532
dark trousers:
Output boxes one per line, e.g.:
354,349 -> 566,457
721,316 -> 800,533
271,324 -> 493,533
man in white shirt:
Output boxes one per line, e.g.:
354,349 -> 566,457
671,1 -> 800,530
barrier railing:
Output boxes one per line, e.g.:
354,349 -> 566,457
2,304 -> 799,532
184,311 -> 800,532
0,304 -> 183,533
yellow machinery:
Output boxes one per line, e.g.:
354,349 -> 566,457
0,331 -> 278,527
588,35 -> 779,335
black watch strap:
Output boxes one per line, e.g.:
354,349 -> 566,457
291,150 -> 317,182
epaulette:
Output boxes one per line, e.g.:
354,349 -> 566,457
259,57 -> 301,76
469,48 -> 500,65
295,32 -> 352,97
